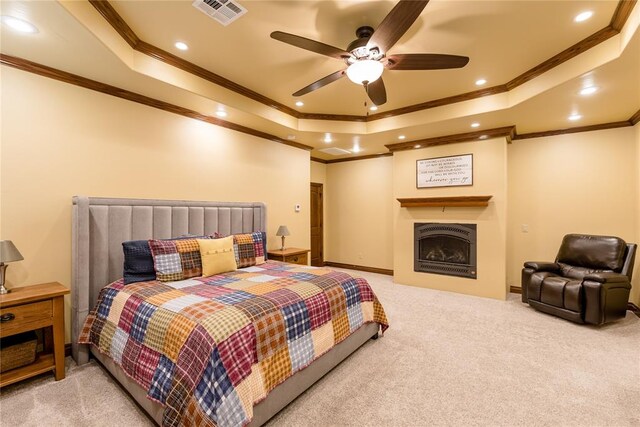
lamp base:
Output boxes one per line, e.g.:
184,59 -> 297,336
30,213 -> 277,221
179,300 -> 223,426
0,264 -> 9,294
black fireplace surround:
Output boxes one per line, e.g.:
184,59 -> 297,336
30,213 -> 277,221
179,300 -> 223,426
414,223 -> 477,279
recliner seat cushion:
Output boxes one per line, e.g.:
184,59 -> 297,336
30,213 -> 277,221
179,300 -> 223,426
540,276 -> 568,308
556,234 -> 626,271
539,276 -> 583,312
563,280 -> 583,312
527,271 -> 557,302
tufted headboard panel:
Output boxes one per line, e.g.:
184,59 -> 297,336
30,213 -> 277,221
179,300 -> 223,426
71,196 -> 266,364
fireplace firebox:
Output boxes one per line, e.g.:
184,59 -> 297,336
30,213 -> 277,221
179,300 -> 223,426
414,223 -> 477,279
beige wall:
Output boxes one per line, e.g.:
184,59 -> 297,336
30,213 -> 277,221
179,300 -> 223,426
325,157 -> 393,270
393,138 -> 508,300
310,160 -> 326,184
0,67 -> 310,342
507,126 -> 639,305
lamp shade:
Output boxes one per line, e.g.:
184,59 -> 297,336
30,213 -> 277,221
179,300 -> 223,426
0,240 -> 23,263
346,60 -> 384,84
276,226 -> 290,237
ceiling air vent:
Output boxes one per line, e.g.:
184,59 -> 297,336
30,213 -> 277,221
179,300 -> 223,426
319,147 -> 351,156
192,0 -> 247,26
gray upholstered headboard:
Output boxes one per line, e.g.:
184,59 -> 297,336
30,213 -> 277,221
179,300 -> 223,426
71,196 -> 267,364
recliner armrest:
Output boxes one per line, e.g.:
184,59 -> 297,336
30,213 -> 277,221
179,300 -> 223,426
584,272 -> 631,286
523,261 -> 560,272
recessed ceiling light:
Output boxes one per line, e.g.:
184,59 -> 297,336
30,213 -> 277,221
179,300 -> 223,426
471,122 -> 480,128
414,144 -> 421,149
174,41 -> 188,51
324,133 -> 332,143
479,135 -> 488,140
1,16 -> 38,33
579,86 -> 598,96
216,110 -> 228,118
568,113 -> 582,121
370,105 -> 378,111
398,135 -> 406,140
574,11 -> 593,22
475,79 -> 487,86
295,101 -> 304,107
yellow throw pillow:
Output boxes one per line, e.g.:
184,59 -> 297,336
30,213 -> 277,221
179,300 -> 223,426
198,237 -> 237,277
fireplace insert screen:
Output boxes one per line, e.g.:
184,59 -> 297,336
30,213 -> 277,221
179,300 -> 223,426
414,223 -> 477,279
420,236 -> 470,264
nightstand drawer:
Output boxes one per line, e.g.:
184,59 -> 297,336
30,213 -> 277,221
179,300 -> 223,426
284,252 -> 308,265
0,300 -> 53,337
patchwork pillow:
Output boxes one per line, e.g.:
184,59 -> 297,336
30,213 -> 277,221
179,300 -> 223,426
149,238 -> 207,282
123,233 -> 222,284
233,232 -> 266,268
198,237 -> 237,276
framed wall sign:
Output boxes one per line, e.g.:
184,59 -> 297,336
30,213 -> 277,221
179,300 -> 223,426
417,154 -> 473,188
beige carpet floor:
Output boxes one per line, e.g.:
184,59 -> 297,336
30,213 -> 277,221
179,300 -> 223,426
1,269 -> 639,426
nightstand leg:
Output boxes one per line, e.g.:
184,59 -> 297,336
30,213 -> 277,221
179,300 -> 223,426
52,296 -> 65,380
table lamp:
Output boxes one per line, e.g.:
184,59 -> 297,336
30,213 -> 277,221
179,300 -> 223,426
0,240 -> 24,294
276,226 -> 290,251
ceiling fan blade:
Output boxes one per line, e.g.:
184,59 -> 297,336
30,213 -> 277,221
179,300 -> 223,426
367,0 -> 429,54
386,53 -> 469,70
271,31 -> 351,60
293,70 -> 347,97
366,78 -> 387,106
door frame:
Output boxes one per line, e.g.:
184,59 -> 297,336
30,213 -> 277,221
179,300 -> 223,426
310,182 -> 324,267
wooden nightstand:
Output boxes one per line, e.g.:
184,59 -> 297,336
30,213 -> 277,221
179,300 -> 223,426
0,282 -> 69,387
268,248 -> 310,265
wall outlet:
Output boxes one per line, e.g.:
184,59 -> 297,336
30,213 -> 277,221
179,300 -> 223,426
295,204 -> 301,212
521,224 -> 529,233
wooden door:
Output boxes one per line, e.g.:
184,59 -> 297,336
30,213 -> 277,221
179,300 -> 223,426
310,183 -> 324,267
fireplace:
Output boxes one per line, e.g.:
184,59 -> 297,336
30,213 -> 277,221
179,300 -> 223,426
414,223 -> 477,279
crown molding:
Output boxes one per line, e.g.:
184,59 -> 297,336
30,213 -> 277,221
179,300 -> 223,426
503,27 -> 618,91
513,121 -> 632,140
386,126 -> 516,152
325,153 -> 393,164
611,0 -> 637,31
310,157 -> 328,164
629,108 -> 640,125
89,0 -> 635,123
0,54 -> 313,151
311,153 -> 392,164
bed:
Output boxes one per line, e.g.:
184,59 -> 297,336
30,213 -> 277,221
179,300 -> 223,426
71,196 -> 388,426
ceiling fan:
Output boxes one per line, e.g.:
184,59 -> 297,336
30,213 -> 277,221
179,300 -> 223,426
270,0 -> 469,106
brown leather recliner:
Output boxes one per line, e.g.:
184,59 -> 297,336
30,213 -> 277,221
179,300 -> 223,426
522,234 -> 636,325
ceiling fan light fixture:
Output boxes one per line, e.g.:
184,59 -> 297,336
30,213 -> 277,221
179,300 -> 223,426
346,60 -> 384,85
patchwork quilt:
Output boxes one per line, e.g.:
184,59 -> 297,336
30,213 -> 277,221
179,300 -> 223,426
79,261 -> 388,427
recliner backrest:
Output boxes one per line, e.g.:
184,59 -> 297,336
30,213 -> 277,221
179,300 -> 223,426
621,243 -> 637,281
556,234 -> 627,272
